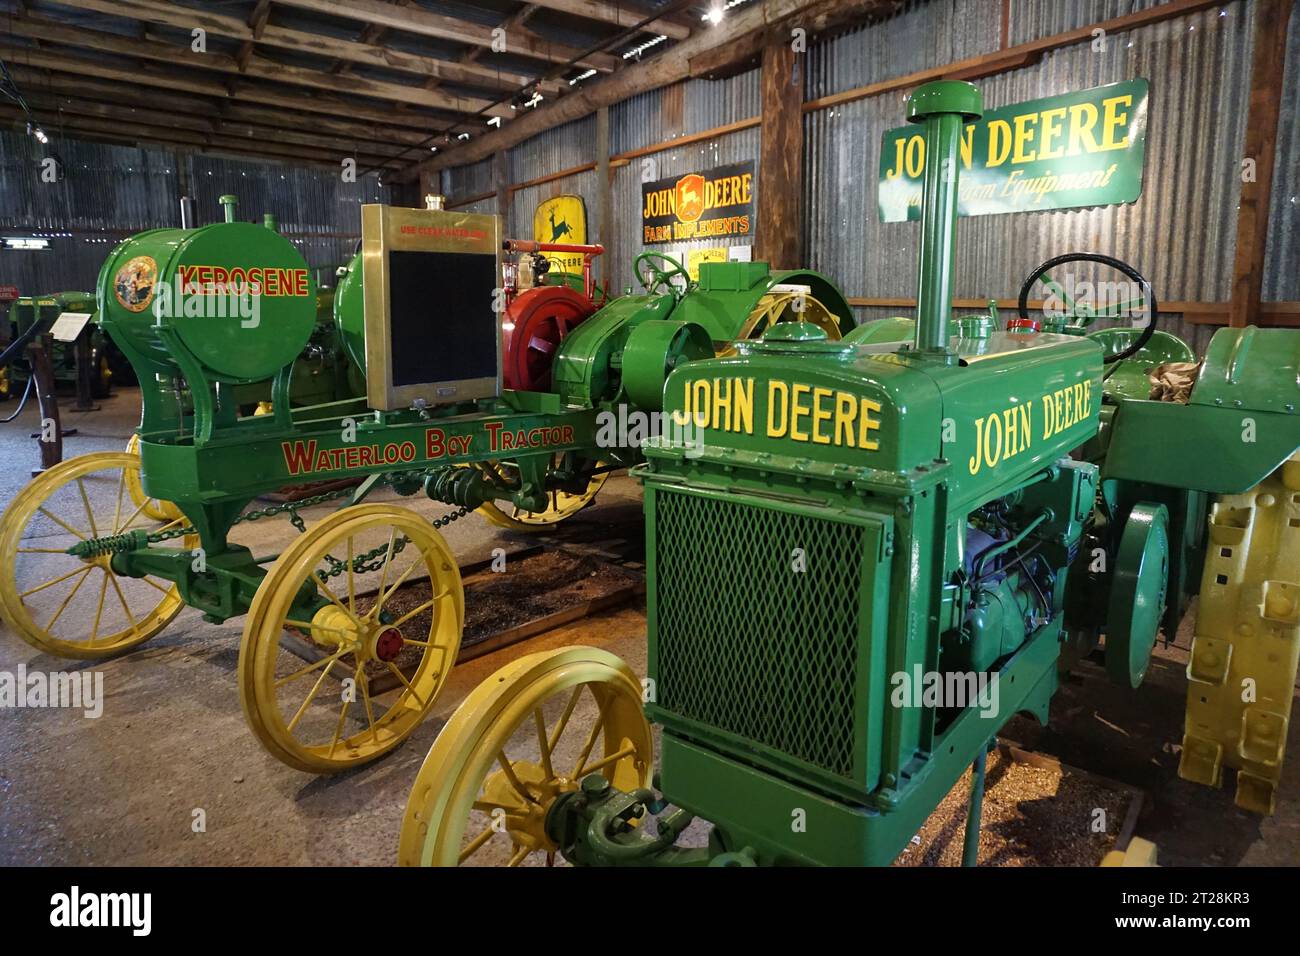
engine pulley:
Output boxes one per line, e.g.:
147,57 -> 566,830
502,285 -> 598,393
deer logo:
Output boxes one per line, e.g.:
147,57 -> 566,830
548,209 -> 573,242
675,174 -> 706,223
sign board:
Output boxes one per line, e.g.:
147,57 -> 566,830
878,79 -> 1149,222
0,285 -> 18,302
641,161 -> 755,245
50,311 -> 94,342
686,247 -> 729,281
533,195 -> 587,275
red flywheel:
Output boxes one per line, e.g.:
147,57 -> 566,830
501,285 -> 597,392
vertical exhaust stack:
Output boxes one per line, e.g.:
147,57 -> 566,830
906,80 -> 983,361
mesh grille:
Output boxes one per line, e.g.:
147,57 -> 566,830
653,490 -> 865,778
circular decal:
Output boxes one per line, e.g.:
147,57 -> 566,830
113,255 -> 158,313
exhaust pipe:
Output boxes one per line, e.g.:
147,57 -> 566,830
905,80 -> 983,361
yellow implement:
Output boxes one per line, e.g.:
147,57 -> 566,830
1179,454 -> 1300,814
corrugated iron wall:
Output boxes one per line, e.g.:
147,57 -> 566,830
1263,0 -> 1300,301
804,0 -> 1258,353
0,129 -> 387,298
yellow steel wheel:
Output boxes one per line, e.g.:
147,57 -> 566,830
716,291 -> 842,357
238,504 -> 464,773
123,434 -> 183,523
474,455 -> 610,532
399,646 -> 653,867
0,452 -> 195,658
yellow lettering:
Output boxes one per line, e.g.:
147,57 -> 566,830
1098,94 -> 1132,151
811,387 -> 833,445
834,392 -> 857,447
986,119 -> 1012,167
767,381 -> 789,438
1038,107 -> 1067,159
790,384 -> 812,442
859,398 -> 882,451
734,378 -> 754,433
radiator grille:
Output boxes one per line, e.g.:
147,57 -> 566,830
652,489 -> 866,778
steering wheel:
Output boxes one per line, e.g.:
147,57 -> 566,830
1017,252 -> 1159,364
633,252 -> 691,298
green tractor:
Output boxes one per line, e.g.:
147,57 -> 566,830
398,79 -> 1298,867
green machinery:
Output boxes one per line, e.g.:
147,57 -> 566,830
0,192 -> 856,773
1,291 -> 120,400
398,80 -> 1299,866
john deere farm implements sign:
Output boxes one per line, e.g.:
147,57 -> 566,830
641,161 -> 755,244
878,79 -> 1149,222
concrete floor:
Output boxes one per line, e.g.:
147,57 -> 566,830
0,386 -> 1295,865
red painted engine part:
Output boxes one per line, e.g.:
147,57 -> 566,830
501,285 -> 598,393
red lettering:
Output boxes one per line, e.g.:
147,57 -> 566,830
282,440 -> 317,476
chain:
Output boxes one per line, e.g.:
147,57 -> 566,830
314,505 -> 471,582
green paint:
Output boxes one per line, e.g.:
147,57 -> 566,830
879,79 -> 1149,222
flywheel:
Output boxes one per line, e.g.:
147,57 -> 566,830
501,285 -> 598,393
716,291 -> 842,357
1105,501 -> 1171,688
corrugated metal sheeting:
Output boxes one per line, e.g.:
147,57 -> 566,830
1263,0 -> 1300,301
0,129 -> 387,297
805,0 -> 1257,352
610,70 -> 761,154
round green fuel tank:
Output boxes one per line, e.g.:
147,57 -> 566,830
96,221 -> 316,383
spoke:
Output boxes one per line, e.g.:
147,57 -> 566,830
139,576 -> 171,594
286,658 -> 338,732
372,555 -> 426,619
36,506 -> 87,541
346,536 -> 355,613
385,662 -> 426,707
153,516 -> 188,535
459,824 -> 496,864
472,797 -> 525,813
327,696 -> 352,757
389,597 -> 436,630
21,565 -> 93,599
533,709 -> 554,780
546,851 -> 556,867
547,686 -> 583,755
496,751 -> 539,805
17,548 -> 69,554
366,528 -> 397,620
112,468 -> 126,533
571,717 -> 603,780
357,670 -> 378,742
88,572 -> 109,645
282,618 -> 355,639
507,845 -> 531,867
115,496 -> 152,534
315,576 -> 363,627
107,573 -> 138,629
75,478 -> 99,538
576,743 -> 636,778
274,646 -> 353,689
44,567 -> 92,631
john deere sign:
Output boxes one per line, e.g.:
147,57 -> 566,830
641,161 -> 755,244
878,79 -> 1148,222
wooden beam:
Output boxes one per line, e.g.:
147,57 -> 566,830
410,0 -> 896,178
524,0 -> 691,40
5,66 -> 440,146
6,14 -> 513,118
0,106 -> 402,170
270,0 -> 620,72
754,39 -> 803,269
0,43 -> 475,134
1228,0 -> 1293,328
47,0 -> 555,94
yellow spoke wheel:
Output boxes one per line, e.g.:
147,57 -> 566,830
716,291 -> 842,358
0,452 -> 194,658
399,646 -> 652,867
474,455 -> 610,532
239,504 -> 464,773
124,434 -> 183,523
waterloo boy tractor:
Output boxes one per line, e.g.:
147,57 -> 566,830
399,79 -> 1299,866
0,192 -> 856,773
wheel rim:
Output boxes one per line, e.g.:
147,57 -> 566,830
474,455 -> 609,531
238,504 -> 464,773
716,292 -> 842,357
124,435 -> 183,523
0,452 -> 193,658
399,646 -> 652,867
